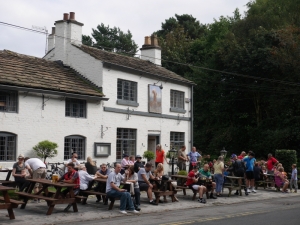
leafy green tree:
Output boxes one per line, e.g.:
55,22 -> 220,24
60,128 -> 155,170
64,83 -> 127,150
33,140 -> 58,162
82,23 -> 138,56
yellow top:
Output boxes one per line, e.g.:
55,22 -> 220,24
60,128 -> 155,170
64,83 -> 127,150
213,161 -> 224,174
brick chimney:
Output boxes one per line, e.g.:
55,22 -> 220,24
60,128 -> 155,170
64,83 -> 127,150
50,12 -> 84,61
140,35 -> 161,66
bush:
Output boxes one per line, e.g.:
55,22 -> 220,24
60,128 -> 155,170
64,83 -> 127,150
275,149 -> 297,173
33,140 -> 58,162
142,150 -> 155,162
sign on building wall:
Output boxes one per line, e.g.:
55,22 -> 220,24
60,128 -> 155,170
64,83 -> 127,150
148,85 -> 162,113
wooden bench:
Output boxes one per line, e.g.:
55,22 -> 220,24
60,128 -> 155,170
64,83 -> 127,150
16,192 -> 59,204
80,190 -> 118,210
0,180 -> 16,187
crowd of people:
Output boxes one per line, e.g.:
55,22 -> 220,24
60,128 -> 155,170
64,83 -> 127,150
9,146 -> 298,214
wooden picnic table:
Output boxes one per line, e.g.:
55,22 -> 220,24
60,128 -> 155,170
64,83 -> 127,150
150,179 -> 178,204
223,176 -> 245,196
0,169 -> 15,187
0,185 -> 24,220
16,178 -> 78,215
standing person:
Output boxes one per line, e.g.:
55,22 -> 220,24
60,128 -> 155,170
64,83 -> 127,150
85,156 -> 97,175
187,147 -> 202,172
237,151 -> 246,160
134,155 -> 144,173
24,157 -> 47,202
12,154 -> 30,191
290,164 -> 298,193
243,152 -> 256,193
177,145 -> 188,171
213,156 -> 224,197
138,162 -> 157,205
229,154 -> 247,196
65,152 -> 80,173
94,163 -> 111,203
125,165 -> 141,210
266,153 -> 278,188
186,165 -> 207,203
155,144 -> 168,167
59,163 -> 80,211
106,163 -> 139,214
78,165 -> 95,205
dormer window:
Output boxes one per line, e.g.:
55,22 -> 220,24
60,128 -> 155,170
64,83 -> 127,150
117,79 -> 139,107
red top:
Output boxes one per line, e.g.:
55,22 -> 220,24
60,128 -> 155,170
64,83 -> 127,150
62,170 -> 80,189
267,157 -> 278,171
155,149 -> 165,163
186,170 -> 196,186
237,155 -> 244,160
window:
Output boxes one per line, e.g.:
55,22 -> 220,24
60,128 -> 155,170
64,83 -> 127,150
170,132 -> 185,151
65,98 -> 86,118
117,79 -> 138,107
0,91 -> 18,113
170,90 -> 186,113
116,128 -> 136,160
0,132 -> 16,161
64,135 -> 85,160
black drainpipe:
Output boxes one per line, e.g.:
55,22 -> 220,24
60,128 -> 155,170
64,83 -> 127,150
191,85 -> 194,148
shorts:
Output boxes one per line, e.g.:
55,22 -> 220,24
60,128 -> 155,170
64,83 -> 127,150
234,169 -> 245,178
245,171 -> 254,180
33,168 -> 46,188
138,181 -> 149,191
189,184 -> 203,191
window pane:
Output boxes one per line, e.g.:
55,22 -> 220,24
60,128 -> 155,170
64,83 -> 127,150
0,91 -> 17,112
0,133 -> 16,161
117,79 -> 137,102
170,132 -> 184,151
116,128 -> 136,160
64,136 -> 85,160
65,99 -> 86,118
170,90 -> 184,109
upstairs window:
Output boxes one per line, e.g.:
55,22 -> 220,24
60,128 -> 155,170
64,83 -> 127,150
65,98 -> 86,118
0,91 -> 18,113
0,132 -> 16,161
117,79 -> 138,107
170,90 -> 186,113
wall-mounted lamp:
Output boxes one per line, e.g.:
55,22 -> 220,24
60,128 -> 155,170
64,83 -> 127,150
142,143 -> 145,147
159,83 -> 163,89
165,144 -> 168,148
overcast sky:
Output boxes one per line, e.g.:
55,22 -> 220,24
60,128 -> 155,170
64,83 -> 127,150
0,0 -> 250,58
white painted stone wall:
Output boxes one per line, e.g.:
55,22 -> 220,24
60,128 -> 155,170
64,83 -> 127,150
140,48 -> 161,66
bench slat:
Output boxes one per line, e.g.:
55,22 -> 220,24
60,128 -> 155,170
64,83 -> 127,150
16,192 -> 58,202
0,196 -> 24,205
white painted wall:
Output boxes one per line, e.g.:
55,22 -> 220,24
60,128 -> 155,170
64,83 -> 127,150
140,48 -> 161,66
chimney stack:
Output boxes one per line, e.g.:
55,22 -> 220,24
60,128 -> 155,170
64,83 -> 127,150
47,27 -> 56,52
140,34 -> 161,65
63,13 -> 69,20
69,12 -> 75,20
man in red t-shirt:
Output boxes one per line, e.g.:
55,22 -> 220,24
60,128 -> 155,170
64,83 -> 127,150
267,154 -> 278,174
186,166 -> 207,204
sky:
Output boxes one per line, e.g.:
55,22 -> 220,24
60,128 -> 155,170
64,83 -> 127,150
0,0 -> 250,58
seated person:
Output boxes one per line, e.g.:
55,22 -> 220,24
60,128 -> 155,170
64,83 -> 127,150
137,162 -> 157,205
134,155 -> 144,173
274,167 -> 289,193
12,154 -> 30,191
121,154 -> 130,174
124,165 -> 141,210
78,165 -> 95,204
198,164 -> 217,199
186,165 -> 207,204
129,156 -> 135,165
106,163 -> 139,214
94,163 -> 111,204
59,163 -> 80,212
85,156 -> 97,175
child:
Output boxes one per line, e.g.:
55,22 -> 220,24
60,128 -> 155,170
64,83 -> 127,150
290,164 -> 298,193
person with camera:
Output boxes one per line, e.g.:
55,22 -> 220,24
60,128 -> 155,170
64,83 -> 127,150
186,165 -> 207,204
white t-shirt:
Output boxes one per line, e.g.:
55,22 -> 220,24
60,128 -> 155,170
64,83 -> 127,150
106,171 -> 124,193
78,170 -> 94,190
65,158 -> 80,173
25,158 -> 46,171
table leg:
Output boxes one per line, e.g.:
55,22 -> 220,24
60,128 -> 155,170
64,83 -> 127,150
68,188 -> 78,213
6,171 -> 12,181
3,191 -> 15,219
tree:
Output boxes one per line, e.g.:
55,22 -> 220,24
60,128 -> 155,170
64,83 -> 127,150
82,23 -> 138,56
33,140 -> 58,162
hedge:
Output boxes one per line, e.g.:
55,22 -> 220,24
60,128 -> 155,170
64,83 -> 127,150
275,149 -> 297,173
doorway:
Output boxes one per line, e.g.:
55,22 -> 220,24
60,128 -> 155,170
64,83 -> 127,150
147,135 -> 160,165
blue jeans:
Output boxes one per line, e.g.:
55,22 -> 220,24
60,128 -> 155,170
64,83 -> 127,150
214,174 -> 224,193
107,189 -> 134,211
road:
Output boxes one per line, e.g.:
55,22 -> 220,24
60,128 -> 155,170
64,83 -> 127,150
57,195 -> 300,225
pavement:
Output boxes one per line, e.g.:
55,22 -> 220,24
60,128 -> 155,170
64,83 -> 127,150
1,187 -> 299,225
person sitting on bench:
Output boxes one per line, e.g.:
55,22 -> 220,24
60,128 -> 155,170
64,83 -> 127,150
186,165 -> 207,204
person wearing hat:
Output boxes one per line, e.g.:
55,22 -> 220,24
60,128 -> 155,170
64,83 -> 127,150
121,154 -> 130,175
186,165 -> 207,204
12,154 -> 30,191
134,155 -> 144,173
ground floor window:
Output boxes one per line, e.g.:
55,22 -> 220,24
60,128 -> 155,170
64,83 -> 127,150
116,128 -> 136,160
170,132 -> 185,151
64,135 -> 85,160
0,132 -> 16,161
